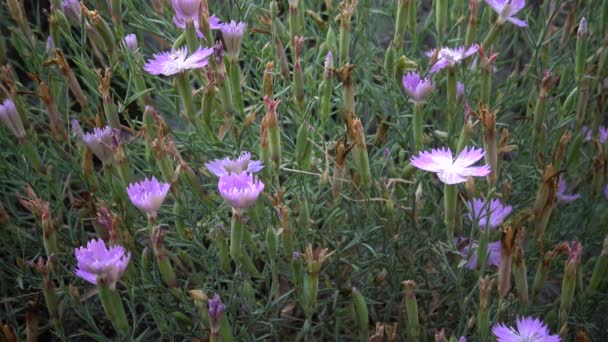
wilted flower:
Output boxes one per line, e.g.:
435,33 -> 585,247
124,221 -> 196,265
46,36 -> 55,54
457,238 -> 501,269
426,45 -> 479,73
411,146 -> 491,184
144,46 -> 214,76
82,125 -> 115,165
74,239 -> 131,289
556,177 -> 580,203
127,177 -> 171,217
492,316 -> 561,342
485,0 -> 528,27
171,0 -> 221,38
0,98 -> 25,139
62,0 -> 81,22
467,198 -> 512,229
123,34 -> 138,53
402,72 -> 435,104
205,151 -> 264,177
218,171 -> 265,213
221,20 -> 246,61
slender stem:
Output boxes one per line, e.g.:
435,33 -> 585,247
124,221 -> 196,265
444,184 -> 457,244
482,21 -> 502,49
97,282 -> 129,334
228,61 -> 244,114
175,72 -> 199,130
413,103 -> 424,152
229,211 -> 244,266
446,65 -> 457,148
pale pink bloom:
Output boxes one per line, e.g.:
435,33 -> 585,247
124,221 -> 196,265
426,45 -> 479,73
485,0 -> 528,27
411,146 -> 491,184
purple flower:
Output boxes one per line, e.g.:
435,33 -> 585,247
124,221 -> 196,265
123,34 -> 138,53
402,72 -> 435,104
467,198 -> 512,229
62,0 -> 81,22
218,171 -> 265,213
205,151 -> 264,177
221,20 -> 246,60
492,316 -> 561,342
604,184 -> 608,200
0,98 -> 25,139
208,293 -> 225,334
556,177 -> 580,203
144,46 -> 214,76
583,125 -> 608,144
82,125 -> 115,165
127,177 -> 171,217
458,238 -> 501,270
426,45 -> 479,73
485,0 -> 528,27
74,239 -> 131,289
457,81 -> 465,101
411,146 -> 491,184
46,36 -> 55,54
172,0 -> 221,38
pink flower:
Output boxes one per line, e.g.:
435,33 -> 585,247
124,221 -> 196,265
74,239 -> 131,289
0,98 -> 25,138
457,238 -> 501,270
144,46 -> 214,76
127,177 -> 171,217
492,316 -> 560,342
82,125 -> 116,165
411,147 -> 491,184
426,45 -> 479,73
218,172 -> 264,213
402,72 -> 435,104
485,0 -> 528,27
583,125 -> 608,144
220,20 -> 246,60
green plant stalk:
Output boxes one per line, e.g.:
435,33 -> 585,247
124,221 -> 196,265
240,249 -> 260,277
175,72 -> 200,131
512,260 -> 529,308
384,43 -> 396,80
173,200 -> 186,239
444,184 -> 457,244
289,5 -> 298,61
104,164 -> 123,205
43,278 -> 61,331
404,283 -> 419,341
446,65 -> 457,148
158,155 -> 174,184
294,63 -> 305,114
586,236 -> 608,296
465,7 -> 477,47
575,77 -> 590,129
413,103 -> 424,152
268,125 -> 282,169
339,20 -> 351,65
457,120 -> 473,153
531,258 -> 550,302
305,271 -> 320,318
97,282 -> 129,334
482,22 -> 502,48
229,212 -> 244,266
393,0 -> 409,50
229,61 -> 244,114
200,84 -> 216,139
110,0 -> 122,31
185,21 -> 198,54
575,31 -> 587,83
408,0 -> 417,37
559,264 -> 577,333
480,64 -> 491,106
435,0 -> 447,39
179,165 -> 212,205
115,150 -> 132,186
92,15 -> 115,58
354,140 -> 371,192
216,230 -> 232,273
220,316 -> 234,342
292,258 -> 304,296
155,249 -> 179,293
103,93 -> 121,130
477,306 -> 489,341
560,87 -> 577,120
20,138 -> 44,175
352,289 -> 369,342
319,78 -> 332,133
533,88 -> 548,149
295,124 -> 312,170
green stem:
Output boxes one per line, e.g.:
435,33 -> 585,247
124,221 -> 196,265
435,0 -> 447,40
482,21 -> 502,48
228,61 -> 244,114
229,212 -> 244,266
446,65 -> 457,149
444,184 -> 457,244
413,103 -> 424,152
175,72 -> 199,130
20,138 -> 44,175
97,282 -> 129,334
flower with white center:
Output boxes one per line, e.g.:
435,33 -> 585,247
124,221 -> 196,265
144,46 -> 214,76
205,151 -> 264,177
218,171 -> 265,213
492,316 -> 561,342
485,0 -> 528,27
74,239 -> 131,289
426,45 -> 479,73
127,177 -> 171,217
410,146 -> 491,184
